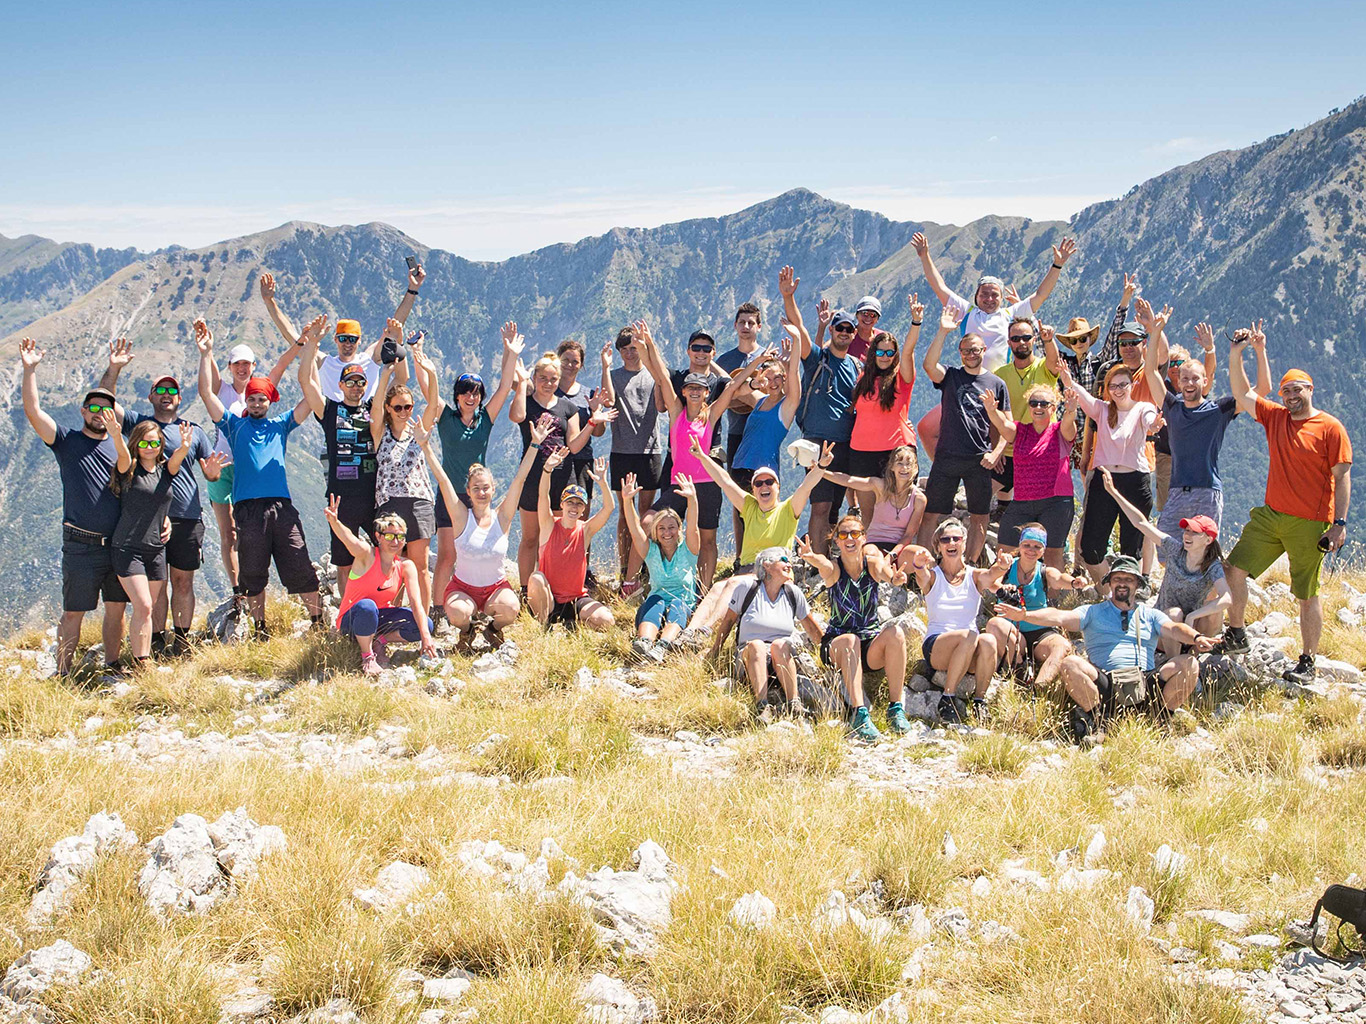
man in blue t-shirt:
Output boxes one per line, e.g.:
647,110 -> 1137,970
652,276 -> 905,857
197,318 -> 320,637
21,336 -> 133,676
995,555 -> 1216,744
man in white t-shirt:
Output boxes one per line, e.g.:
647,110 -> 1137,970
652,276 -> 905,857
911,231 -> 1076,458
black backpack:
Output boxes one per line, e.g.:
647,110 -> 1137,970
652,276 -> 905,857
739,579 -> 801,620
1309,884 -> 1366,961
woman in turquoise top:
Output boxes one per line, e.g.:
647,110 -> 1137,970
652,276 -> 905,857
996,522 -> 1088,693
621,472 -> 701,663
731,335 -> 803,483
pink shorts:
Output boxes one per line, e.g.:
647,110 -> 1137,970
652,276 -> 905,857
444,575 -> 512,612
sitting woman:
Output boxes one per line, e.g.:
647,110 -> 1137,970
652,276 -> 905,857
621,472 -> 701,663
325,500 -> 437,676
818,444 -> 924,568
903,518 -> 1011,724
527,450 -> 616,631
1100,467 -> 1230,654
106,413 -> 194,667
427,417 -> 547,651
796,516 -> 912,741
992,523 -> 1089,693
708,546 -> 824,718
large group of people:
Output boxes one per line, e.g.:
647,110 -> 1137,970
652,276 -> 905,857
25,243 -> 1354,744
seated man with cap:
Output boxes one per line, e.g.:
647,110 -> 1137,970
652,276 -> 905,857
994,554 -> 1216,745
195,318 -> 322,637
909,231 -> 1076,458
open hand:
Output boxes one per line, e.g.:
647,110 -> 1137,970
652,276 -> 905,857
193,319 -> 213,353
543,447 -> 568,471
589,456 -> 608,485
620,472 -> 639,503
204,451 -> 229,476
675,474 -> 696,501
179,422 -> 194,449
1053,238 -> 1077,266
527,415 -> 552,448
259,273 -> 276,302
1194,322 -> 1215,353
101,407 -> 119,433
600,340 -> 614,369
108,337 -> 134,368
778,265 -> 798,297
383,317 -> 403,341
940,305 -> 963,332
19,337 -> 42,369
911,232 -> 928,257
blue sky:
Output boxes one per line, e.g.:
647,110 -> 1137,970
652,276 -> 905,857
3,0 -> 1363,259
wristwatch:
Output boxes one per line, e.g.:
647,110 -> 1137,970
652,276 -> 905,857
1334,518 -> 1347,526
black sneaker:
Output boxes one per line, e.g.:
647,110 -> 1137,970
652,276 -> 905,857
1282,654 -> 1316,687
971,697 -> 990,724
1069,704 -> 1096,746
937,694 -> 967,725
1211,626 -> 1249,656
150,631 -> 167,657
253,620 -> 271,642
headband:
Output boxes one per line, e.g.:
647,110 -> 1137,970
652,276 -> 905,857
1020,527 -> 1048,546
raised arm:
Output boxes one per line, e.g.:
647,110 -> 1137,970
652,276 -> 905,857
413,422 -> 462,534
788,442 -> 836,518
1094,272 -> 1139,368
391,262 -> 425,328
508,360 -> 530,424
1136,299 -> 1168,404
619,473 -> 650,560
979,389 -> 1017,442
1025,238 -> 1076,311
297,315 -> 328,418
194,320 -> 227,423
259,272 -> 300,347
567,402 -> 615,453
795,534 -> 838,587
410,335 -> 442,431
1099,467 -> 1167,546
370,362 -> 395,448
689,434 -> 747,510
97,337 -> 135,399
677,475 -> 702,556
910,232 -> 952,306
166,421 -> 194,476
323,494 -> 375,568
537,447 -> 566,541
779,315 -> 804,425
1193,323 -> 1217,397
497,416 -> 551,530
1247,321 -> 1272,397
584,458 -> 616,540
778,266 -> 813,360
596,340 -> 615,410
811,298 -> 833,355
104,408 -> 132,473
480,322 -> 524,423
1040,322 -> 1063,377
1059,362 -> 1103,422
18,339 -> 57,444
1228,324 -> 1260,416
922,306 -> 961,384
633,320 -> 682,419
901,294 -> 923,384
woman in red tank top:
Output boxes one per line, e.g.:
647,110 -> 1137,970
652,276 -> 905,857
527,447 -> 617,631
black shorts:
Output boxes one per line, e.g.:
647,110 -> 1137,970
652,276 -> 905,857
992,455 -> 1014,490
730,467 -> 756,493
233,498 -> 318,597
548,595 -> 595,630
571,459 -> 594,502
61,536 -> 128,612
434,489 -> 473,530
519,461 -> 576,513
847,447 -> 892,482
998,496 -> 1075,548
611,452 -> 665,492
653,480 -> 724,532
1021,625 -> 1064,661
809,440 -> 853,506
165,517 -> 205,572
924,452 -> 994,516
821,632 -> 876,673
114,544 -> 168,582
726,433 -> 744,465
330,493 -> 376,566
376,496 -> 435,543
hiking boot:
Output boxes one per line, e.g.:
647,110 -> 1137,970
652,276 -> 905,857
677,625 -> 711,651
851,706 -> 881,743
455,626 -> 476,653
630,638 -> 655,664
937,694 -> 967,725
1211,625 -> 1250,656
252,620 -> 271,642
886,701 -> 912,735
371,636 -> 391,668
1283,653 -> 1316,687
361,653 -> 383,678
971,697 -> 991,725
170,628 -> 191,658
482,622 -> 505,651
1069,704 -> 1097,746
150,631 -> 167,658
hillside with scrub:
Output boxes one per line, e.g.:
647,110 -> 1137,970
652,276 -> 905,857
0,551 -> 1364,1024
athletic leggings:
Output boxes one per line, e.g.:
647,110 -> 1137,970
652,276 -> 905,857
1079,469 -> 1152,565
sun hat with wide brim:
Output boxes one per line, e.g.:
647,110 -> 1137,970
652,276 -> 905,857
1101,554 -> 1147,587
1057,317 -> 1102,345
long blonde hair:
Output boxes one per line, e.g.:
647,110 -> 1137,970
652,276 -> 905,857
1101,364 -> 1134,429
880,445 -> 918,504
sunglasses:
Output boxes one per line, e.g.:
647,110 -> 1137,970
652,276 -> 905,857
136,439 -> 162,449
377,531 -> 405,542
389,403 -> 414,412
336,334 -> 361,343
153,385 -> 179,396
86,403 -> 111,413
832,324 -> 855,333
836,529 -> 864,539
873,348 -> 896,357
1028,398 -> 1054,408
753,478 -> 777,487
689,344 -> 714,353
858,311 -> 879,318
1009,335 -> 1035,344
341,377 -> 368,387
776,555 -> 792,564
1168,358 -> 1185,367
1119,338 -> 1144,347
939,535 -> 965,544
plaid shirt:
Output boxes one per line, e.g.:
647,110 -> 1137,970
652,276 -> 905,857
1063,302 -> 1128,430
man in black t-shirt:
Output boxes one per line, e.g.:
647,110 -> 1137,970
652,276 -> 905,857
300,328 -> 381,607
22,336 -> 132,676
918,307 -> 1009,561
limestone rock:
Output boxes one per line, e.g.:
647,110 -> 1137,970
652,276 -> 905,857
1,940 -> 92,1002
576,973 -> 654,1024
138,814 -> 230,916
207,808 -> 287,879
934,907 -> 971,942
1124,886 -> 1155,932
571,841 -> 678,957
421,977 -> 470,1003
727,892 -> 776,930
1185,909 -> 1252,934
27,811 -> 139,925
353,861 -> 431,913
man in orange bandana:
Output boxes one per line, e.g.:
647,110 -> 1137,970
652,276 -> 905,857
195,317 -> 322,638
1217,325 -> 1353,688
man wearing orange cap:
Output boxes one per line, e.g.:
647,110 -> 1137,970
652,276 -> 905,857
195,319 -> 322,638
1219,323 -> 1352,687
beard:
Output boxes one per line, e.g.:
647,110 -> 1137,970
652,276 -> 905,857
1111,585 -> 1134,606
86,420 -> 107,435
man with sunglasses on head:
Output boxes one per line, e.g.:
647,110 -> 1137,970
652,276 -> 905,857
102,363 -> 224,657
21,337 -> 132,676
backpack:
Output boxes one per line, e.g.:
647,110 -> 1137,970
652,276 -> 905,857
740,579 -> 801,620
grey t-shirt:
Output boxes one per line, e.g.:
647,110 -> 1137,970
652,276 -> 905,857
1156,535 -> 1225,614
609,366 -> 663,455
731,580 -> 810,646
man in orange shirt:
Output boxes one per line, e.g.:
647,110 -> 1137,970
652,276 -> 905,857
1218,322 -> 1352,686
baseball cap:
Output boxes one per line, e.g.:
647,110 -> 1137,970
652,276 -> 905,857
688,329 -> 715,345
227,344 -> 256,364
560,484 -> 588,505
855,296 -> 882,316
750,466 -> 779,486
152,375 -> 180,390
830,309 -> 857,330
682,372 -> 710,389
83,387 -> 116,406
335,319 -> 362,338
339,364 -> 368,383
1179,515 -> 1219,539
1116,322 -> 1149,340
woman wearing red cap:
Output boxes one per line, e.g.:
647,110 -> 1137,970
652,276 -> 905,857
1099,468 -> 1229,652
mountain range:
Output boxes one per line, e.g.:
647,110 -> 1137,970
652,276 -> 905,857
1,96 -> 1364,627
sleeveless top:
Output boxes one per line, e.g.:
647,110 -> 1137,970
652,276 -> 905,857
866,489 -> 917,545
334,555 -> 406,627
454,510 -> 509,588
826,558 -> 880,640
1007,559 -> 1049,634
733,400 -> 789,471
376,426 -> 435,504
539,517 -> 588,603
924,565 -> 981,636
670,412 -> 715,484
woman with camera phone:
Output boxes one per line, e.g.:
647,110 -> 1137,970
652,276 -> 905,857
992,522 -> 1089,692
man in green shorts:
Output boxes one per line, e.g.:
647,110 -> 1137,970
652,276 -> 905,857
1217,330 -> 1352,686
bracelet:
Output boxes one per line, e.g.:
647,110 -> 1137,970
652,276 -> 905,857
406,288 -> 419,296
1052,263 -> 1063,270
911,320 -> 923,327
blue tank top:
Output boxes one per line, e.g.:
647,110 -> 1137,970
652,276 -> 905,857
733,400 -> 790,471
1007,559 -> 1049,633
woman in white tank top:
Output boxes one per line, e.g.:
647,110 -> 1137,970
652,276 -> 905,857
905,517 -> 1013,724
437,417 -> 552,649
